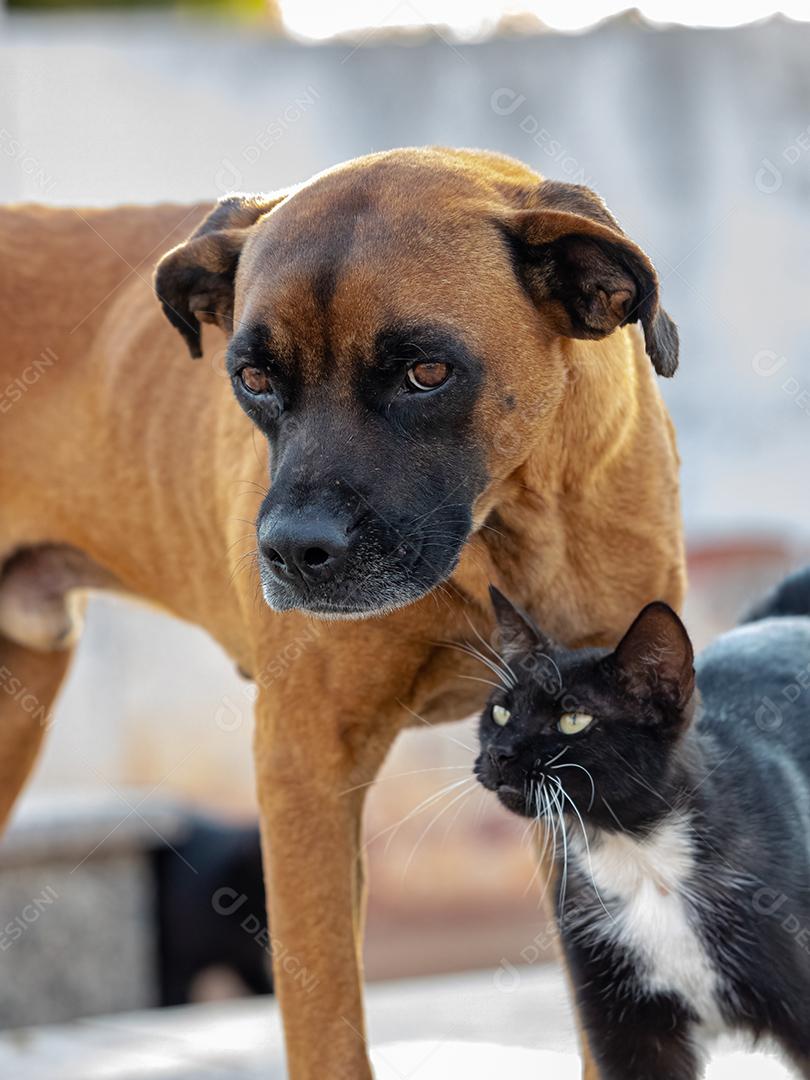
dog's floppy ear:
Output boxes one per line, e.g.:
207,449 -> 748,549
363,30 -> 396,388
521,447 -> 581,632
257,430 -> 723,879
501,180 -> 678,377
154,192 -> 287,359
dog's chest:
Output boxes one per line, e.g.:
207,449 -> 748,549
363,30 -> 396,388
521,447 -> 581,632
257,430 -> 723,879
569,816 -> 725,1027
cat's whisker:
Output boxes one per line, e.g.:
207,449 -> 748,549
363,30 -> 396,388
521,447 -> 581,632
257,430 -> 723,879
607,743 -> 674,810
600,795 -> 625,831
553,761 -> 596,811
457,674 -> 504,691
554,780 -> 614,923
380,779 -> 474,857
520,787 -> 538,847
443,639 -> 515,689
536,784 -> 560,908
523,785 -> 546,896
395,698 -> 476,754
436,629 -> 516,686
535,651 -> 563,691
401,781 -> 477,881
440,778 -> 479,845
362,776 -> 475,854
551,780 -> 570,918
338,765 -> 470,797
545,746 -> 570,768
463,613 -> 517,687
523,780 -> 554,897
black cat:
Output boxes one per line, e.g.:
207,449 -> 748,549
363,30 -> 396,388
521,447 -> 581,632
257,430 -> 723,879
475,568 -> 810,1079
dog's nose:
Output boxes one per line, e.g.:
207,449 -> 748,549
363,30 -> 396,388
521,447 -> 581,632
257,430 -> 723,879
260,518 -> 348,585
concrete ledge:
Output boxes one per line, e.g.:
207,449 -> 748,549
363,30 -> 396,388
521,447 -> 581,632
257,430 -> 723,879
0,967 -> 795,1079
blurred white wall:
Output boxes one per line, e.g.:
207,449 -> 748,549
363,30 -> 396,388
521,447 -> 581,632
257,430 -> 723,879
1,13 -> 809,806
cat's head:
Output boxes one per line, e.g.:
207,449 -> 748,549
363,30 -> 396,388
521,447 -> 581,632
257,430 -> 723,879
474,587 -> 696,829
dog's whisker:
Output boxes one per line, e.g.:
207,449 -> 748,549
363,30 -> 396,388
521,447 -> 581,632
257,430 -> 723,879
232,478 -> 267,491
475,521 -> 506,540
225,533 -> 259,554
228,549 -> 259,587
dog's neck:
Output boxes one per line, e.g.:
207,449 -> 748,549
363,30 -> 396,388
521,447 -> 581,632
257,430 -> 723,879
515,330 -> 644,497
469,326 -> 682,647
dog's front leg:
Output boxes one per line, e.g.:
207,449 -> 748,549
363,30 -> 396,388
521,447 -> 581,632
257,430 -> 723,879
253,682 -> 395,1080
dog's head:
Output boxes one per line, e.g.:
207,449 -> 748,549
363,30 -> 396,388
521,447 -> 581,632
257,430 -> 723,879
155,148 -> 678,619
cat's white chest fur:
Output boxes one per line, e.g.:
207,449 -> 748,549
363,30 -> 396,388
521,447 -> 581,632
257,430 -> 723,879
570,814 -> 724,1027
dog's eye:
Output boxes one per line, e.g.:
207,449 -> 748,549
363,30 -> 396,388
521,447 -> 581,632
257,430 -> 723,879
406,361 -> 451,391
492,704 -> 511,727
559,712 -> 594,736
238,366 -> 273,395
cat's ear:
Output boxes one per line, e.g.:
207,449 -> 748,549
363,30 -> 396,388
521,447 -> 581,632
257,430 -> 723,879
489,586 -> 551,661
612,602 -> 695,709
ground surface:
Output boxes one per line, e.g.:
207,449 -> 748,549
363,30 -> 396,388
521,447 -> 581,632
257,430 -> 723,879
0,966 -> 795,1079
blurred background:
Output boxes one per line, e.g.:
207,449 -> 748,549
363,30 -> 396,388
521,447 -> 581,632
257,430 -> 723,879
1,0 -> 809,1073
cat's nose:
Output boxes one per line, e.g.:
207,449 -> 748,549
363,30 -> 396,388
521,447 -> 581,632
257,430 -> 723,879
488,746 -> 516,773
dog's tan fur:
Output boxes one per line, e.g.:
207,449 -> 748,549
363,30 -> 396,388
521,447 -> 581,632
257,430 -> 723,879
0,148 -> 684,1078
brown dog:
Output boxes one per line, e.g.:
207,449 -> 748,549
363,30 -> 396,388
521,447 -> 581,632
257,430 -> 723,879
0,147 -> 684,1078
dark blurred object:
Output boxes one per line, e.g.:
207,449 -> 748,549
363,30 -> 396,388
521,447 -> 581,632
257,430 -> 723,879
153,817 -> 273,1006
741,562 -> 810,624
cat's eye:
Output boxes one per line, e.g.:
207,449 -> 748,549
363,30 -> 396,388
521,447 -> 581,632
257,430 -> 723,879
559,712 -> 594,736
492,704 -> 511,727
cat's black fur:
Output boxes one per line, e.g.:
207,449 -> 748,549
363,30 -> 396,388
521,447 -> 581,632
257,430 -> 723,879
475,570 -> 810,1079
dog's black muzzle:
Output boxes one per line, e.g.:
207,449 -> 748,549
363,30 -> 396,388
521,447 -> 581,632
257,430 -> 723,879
253,395 -> 485,618
256,472 -> 473,618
